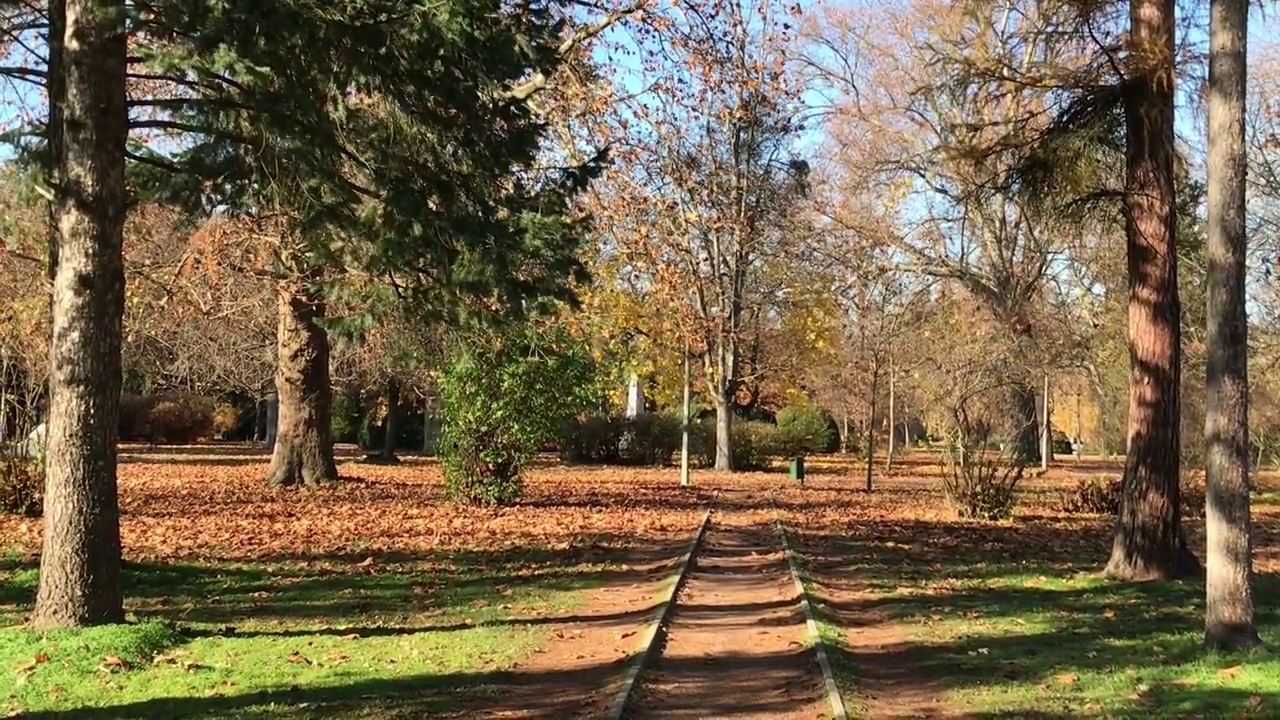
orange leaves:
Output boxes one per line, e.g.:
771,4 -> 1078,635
0,451 -> 712,565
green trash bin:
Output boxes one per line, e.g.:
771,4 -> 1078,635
789,456 -> 805,482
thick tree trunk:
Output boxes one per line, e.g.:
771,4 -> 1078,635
1204,0 -> 1259,650
1106,0 -> 1199,581
31,0 -> 128,629
378,379 -> 400,462
714,390 -> 733,471
265,277 -> 337,487
1009,380 -> 1040,463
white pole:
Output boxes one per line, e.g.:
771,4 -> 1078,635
680,345 -> 691,487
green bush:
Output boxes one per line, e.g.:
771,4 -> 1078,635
558,413 -> 623,463
691,418 -> 779,471
775,403 -> 834,457
440,324 -> 595,505
621,412 -> 682,466
331,390 -> 361,445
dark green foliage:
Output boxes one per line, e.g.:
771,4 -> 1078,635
558,414 -> 623,463
440,323 -> 595,505
624,413 -> 682,466
119,0 -> 604,331
775,403 -> 835,457
1058,475 -> 1123,515
690,420 -> 780,471
331,390 -> 361,445
558,412 -> 681,466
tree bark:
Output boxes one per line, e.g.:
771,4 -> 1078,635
713,389 -> 733,471
265,276 -> 337,487
31,0 -> 128,629
1009,380 -> 1040,464
865,369 -> 878,491
1106,0 -> 1200,581
1204,0 -> 1259,650
378,378 -> 400,462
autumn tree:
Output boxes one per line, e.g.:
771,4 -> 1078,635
30,0 -> 129,628
587,0 -> 809,470
806,0 -> 1097,464
1203,0 -> 1259,650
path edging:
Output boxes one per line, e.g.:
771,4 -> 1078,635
774,512 -> 849,720
606,506 -> 713,720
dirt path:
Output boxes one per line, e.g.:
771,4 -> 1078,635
627,491 -> 829,718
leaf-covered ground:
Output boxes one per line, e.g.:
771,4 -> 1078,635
778,455 -> 1280,719
0,448 -> 712,718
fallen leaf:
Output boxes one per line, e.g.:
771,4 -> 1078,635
1218,665 -> 1244,678
97,655 -> 129,673
286,651 -> 312,665
1055,673 -> 1079,684
1250,695 -> 1264,708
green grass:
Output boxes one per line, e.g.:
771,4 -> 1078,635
796,516 -> 1280,718
880,570 -> 1280,718
0,548 -> 611,718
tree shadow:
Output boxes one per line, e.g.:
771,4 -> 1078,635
12,657 -> 635,719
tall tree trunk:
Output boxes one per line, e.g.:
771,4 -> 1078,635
886,368 -> 895,470
31,0 -> 128,629
711,336 -> 737,472
865,369 -> 879,491
1204,0 -> 1259,650
1106,0 -> 1199,580
265,276 -> 337,487
380,379 -> 400,462
713,389 -> 733,471
1009,380 -> 1040,463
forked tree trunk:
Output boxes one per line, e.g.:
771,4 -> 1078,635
31,0 -> 128,629
1204,0 -> 1259,650
1106,0 -> 1200,580
265,276 -> 337,487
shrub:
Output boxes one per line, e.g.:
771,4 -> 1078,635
621,412 -> 682,466
775,403 -> 834,457
118,393 -> 152,440
692,419 -> 780,471
147,393 -> 215,443
940,442 -> 1023,520
211,403 -> 241,439
440,324 -> 596,505
1058,474 -> 1122,515
558,413 -> 623,463
0,454 -> 41,516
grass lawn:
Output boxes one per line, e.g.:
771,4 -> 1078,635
1,550 -> 603,718
0,454 -> 709,718
780,461 -> 1280,718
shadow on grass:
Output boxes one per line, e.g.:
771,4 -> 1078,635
13,657 -> 631,719
2,537 -> 685,629
792,516 -> 1280,717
